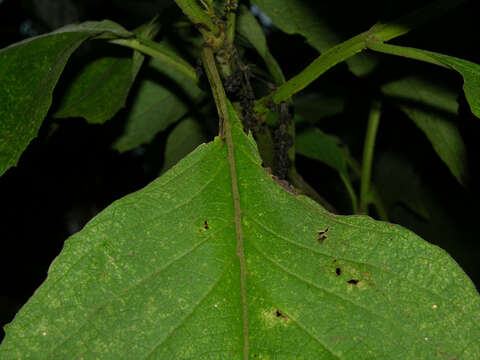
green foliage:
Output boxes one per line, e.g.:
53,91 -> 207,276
296,129 -> 357,212
0,20 -> 132,177
53,20 -> 160,124
113,56 -> 204,152
0,1 -> 479,358
251,0 -> 377,76
236,4 -> 285,84
382,76 -> 468,185
366,41 -> 480,120
422,53 -> 480,119
2,105 -> 479,359
161,117 -> 207,172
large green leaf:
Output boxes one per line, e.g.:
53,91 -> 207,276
112,55 -> 204,152
251,0 -> 377,76
53,19 -> 160,124
0,20 -> 132,177
1,103 -> 479,359
382,76 -> 468,185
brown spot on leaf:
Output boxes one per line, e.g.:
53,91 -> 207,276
317,226 -> 330,243
331,336 -> 345,342
261,308 -> 291,327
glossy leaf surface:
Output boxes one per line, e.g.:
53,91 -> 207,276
0,20 -> 132,176
1,104 -> 479,359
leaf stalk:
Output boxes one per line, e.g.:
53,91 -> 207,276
360,100 -> 381,214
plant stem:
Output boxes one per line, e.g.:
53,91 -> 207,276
201,47 -> 228,136
360,100 -> 381,215
254,0 -> 466,114
200,45 -> 249,360
369,187 -> 389,221
365,41 -> 450,69
173,0 -> 220,38
254,32 -> 368,114
340,173 -> 358,214
345,153 -> 388,221
225,0 -> 239,44
368,0 -> 466,42
109,37 -> 198,83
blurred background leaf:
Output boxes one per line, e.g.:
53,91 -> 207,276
112,54 -> 204,152
382,76 -> 468,185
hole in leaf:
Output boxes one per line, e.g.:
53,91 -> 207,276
347,279 -> 359,285
335,268 -> 341,276
317,225 -> 330,243
204,220 -> 209,230
274,310 -> 286,319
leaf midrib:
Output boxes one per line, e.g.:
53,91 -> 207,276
224,107 -> 249,359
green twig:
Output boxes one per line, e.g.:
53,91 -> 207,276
369,0 -> 466,42
360,100 -> 381,214
109,37 -> 198,83
225,0 -> 239,44
200,45 -> 249,360
254,31 -> 369,114
368,187 -> 389,221
345,153 -> 388,221
365,41 -> 450,68
173,0 -> 220,38
340,173 -> 358,214
254,0 -> 466,114
201,47 -> 228,136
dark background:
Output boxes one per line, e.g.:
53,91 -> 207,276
1,0 -> 479,343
